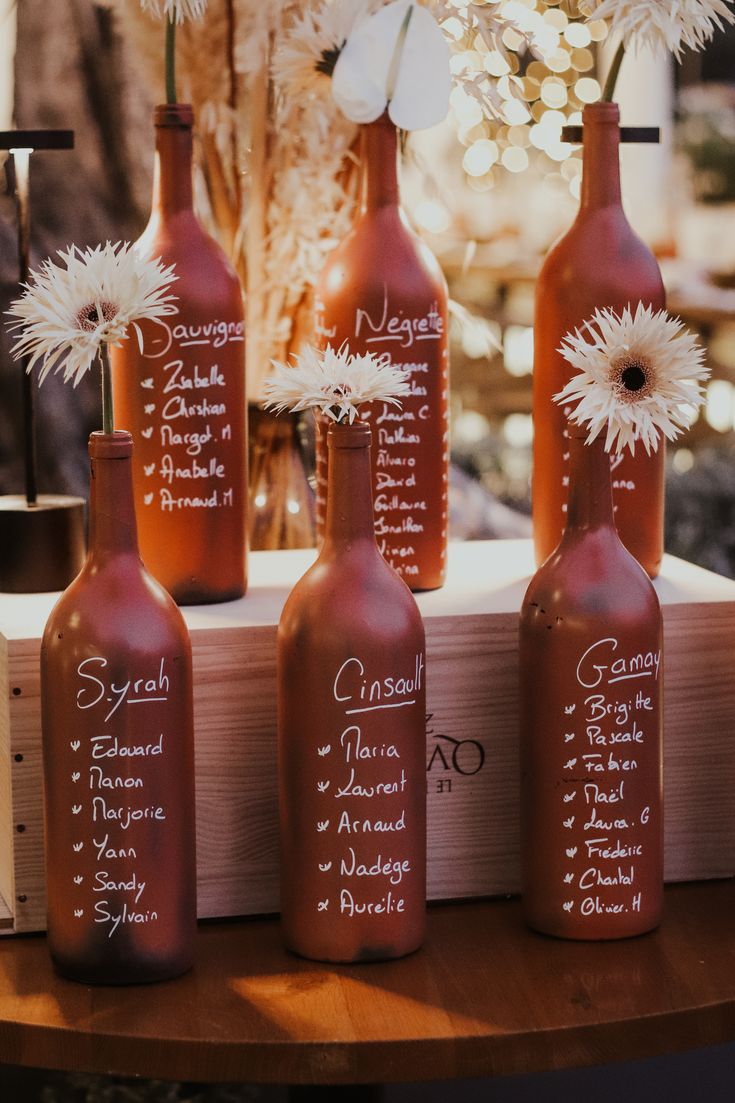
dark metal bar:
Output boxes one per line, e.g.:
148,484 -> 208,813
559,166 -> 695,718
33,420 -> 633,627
561,126 -> 661,145
0,129 -> 74,150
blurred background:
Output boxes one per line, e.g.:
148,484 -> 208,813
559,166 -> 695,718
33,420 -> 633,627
2,0 -> 735,576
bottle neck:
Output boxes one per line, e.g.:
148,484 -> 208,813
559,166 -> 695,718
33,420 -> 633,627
323,421 -> 377,548
563,433 -> 617,536
362,115 -> 400,212
87,432 -> 140,560
580,102 -> 622,211
151,104 -> 194,216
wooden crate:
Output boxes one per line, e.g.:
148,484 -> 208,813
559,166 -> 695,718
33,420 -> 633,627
1,540 -> 734,934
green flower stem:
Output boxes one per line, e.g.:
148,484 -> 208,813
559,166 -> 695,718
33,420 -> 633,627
165,15 -> 177,105
602,40 -> 626,103
99,343 -> 114,436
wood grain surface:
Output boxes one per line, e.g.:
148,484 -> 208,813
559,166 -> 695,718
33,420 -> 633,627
0,882 -> 733,1085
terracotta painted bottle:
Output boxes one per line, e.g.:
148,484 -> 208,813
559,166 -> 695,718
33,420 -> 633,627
533,102 -> 666,577
278,419 -> 426,962
314,114 -> 449,591
112,103 -> 247,605
520,431 -> 663,940
41,431 -> 197,983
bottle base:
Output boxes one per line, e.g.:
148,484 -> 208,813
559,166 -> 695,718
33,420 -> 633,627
50,951 -> 195,986
283,934 -> 424,964
174,582 -> 247,606
524,914 -> 662,942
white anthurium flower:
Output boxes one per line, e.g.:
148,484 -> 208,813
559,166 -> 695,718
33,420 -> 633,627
262,344 -> 410,424
554,304 -> 709,456
332,0 -> 451,130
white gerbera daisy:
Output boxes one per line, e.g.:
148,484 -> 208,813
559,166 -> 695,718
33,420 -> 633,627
262,344 -> 410,424
274,0 -> 376,98
586,0 -> 735,61
554,304 -> 708,455
7,242 -> 178,387
140,0 -> 208,24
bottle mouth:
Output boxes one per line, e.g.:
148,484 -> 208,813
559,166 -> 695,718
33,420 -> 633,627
88,430 -> 134,459
327,419 -> 372,448
154,103 -> 194,128
582,101 -> 620,123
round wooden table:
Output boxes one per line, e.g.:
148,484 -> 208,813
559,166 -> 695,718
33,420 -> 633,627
0,881 -> 733,1087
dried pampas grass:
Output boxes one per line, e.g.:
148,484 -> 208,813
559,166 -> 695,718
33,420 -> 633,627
114,1 -> 527,401
115,0 -> 360,401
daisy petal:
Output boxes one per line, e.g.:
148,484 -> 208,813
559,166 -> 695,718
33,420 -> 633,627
262,343 -> 410,424
554,304 -> 709,455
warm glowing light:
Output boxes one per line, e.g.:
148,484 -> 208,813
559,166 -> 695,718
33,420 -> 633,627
501,146 -> 529,173
414,199 -> 451,234
454,409 -> 491,444
502,98 -> 532,125
672,448 -> 695,474
540,77 -> 567,109
504,325 -> 534,377
463,139 -> 500,176
503,412 -> 534,448
705,380 -> 733,433
449,2 -> 591,184
485,50 -> 511,77
575,77 -> 601,104
565,23 -> 591,48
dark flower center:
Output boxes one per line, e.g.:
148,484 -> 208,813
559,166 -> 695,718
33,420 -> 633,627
610,354 -> 654,403
621,362 -> 647,392
75,300 -> 117,332
315,43 -> 343,78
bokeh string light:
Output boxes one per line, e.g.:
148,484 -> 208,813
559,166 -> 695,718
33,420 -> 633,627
441,0 -> 609,197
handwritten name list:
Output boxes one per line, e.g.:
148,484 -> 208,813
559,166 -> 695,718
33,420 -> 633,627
311,653 -> 425,922
137,317 -> 243,514
558,637 -> 661,923
316,288 -> 448,584
68,655 -> 173,939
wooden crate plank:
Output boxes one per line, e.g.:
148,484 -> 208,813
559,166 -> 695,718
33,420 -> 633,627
0,541 -> 734,934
